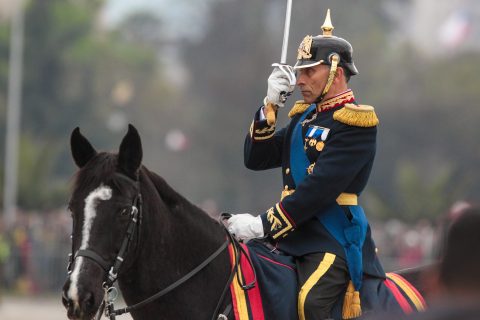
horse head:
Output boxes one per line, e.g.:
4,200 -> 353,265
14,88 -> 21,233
62,124 -> 232,320
62,124 -> 143,320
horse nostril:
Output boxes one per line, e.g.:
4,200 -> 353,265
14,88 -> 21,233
62,290 -> 80,319
65,299 -> 76,319
62,291 -> 69,308
82,291 -> 96,311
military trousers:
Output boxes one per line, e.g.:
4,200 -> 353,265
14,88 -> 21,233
296,252 -> 349,320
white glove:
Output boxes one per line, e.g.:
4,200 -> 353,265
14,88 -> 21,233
226,214 -> 264,241
265,63 -> 296,108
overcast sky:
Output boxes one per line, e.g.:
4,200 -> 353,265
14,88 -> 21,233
103,0 -> 163,26
103,0 -> 223,40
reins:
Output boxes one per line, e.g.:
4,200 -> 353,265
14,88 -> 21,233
67,172 -> 257,320
107,240 -> 230,319
104,215 -> 256,320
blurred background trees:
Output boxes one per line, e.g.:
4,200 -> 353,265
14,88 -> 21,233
1,0 -> 479,220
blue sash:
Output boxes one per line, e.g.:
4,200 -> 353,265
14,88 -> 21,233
288,106 -> 367,291
317,205 -> 367,291
289,104 -> 316,186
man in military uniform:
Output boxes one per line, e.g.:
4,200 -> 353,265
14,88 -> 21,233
226,10 -> 385,320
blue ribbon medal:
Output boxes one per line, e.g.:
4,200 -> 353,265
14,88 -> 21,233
306,125 -> 330,141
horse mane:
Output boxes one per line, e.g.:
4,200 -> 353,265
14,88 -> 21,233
141,167 -> 219,228
141,167 -> 187,209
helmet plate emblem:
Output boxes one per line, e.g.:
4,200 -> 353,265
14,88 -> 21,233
297,35 -> 313,60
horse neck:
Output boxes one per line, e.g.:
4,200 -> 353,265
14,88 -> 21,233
119,169 -> 231,318
142,168 -> 226,257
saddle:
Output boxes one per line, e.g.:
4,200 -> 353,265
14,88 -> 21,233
228,240 -> 426,320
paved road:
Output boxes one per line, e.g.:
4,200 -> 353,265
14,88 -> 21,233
0,296 -> 133,320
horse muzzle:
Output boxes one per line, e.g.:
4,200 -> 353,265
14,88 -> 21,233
62,275 -> 104,320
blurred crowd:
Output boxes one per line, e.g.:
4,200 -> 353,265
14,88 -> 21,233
371,201 -> 474,271
0,201 -> 475,297
371,219 -> 436,271
367,203 -> 480,319
0,209 -> 71,295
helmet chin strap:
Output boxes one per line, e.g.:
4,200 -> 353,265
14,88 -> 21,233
314,53 -> 340,104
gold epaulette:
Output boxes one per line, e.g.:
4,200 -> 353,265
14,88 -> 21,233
333,104 -> 379,127
288,100 -> 311,118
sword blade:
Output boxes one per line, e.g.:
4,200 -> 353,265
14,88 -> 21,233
280,0 -> 293,64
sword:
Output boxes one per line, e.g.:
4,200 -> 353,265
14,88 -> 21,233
265,0 -> 293,126
280,0 -> 292,65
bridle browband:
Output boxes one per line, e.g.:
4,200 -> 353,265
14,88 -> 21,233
66,172 -> 255,320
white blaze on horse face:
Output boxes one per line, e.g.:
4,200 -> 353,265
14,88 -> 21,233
68,184 -> 112,305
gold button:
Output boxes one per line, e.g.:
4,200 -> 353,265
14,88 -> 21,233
375,247 -> 379,253
284,185 -> 289,190
286,168 -> 290,174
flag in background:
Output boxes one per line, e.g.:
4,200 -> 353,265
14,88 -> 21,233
439,8 -> 472,48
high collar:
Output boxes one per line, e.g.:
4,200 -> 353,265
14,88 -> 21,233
316,89 -> 355,113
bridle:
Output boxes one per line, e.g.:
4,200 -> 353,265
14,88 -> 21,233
69,193 -> 142,285
66,173 -> 144,317
66,173 -> 253,320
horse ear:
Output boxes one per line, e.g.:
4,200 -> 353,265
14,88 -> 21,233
71,127 -> 97,168
118,124 -> 143,179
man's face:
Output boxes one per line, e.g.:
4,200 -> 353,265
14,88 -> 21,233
296,64 -> 330,104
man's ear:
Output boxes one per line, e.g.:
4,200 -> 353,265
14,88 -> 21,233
334,66 -> 345,83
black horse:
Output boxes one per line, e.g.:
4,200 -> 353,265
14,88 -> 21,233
62,125 -> 232,320
62,125 -> 428,320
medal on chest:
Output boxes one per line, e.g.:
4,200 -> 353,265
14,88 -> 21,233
304,125 -> 330,152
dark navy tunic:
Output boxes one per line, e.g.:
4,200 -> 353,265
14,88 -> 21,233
244,90 -> 384,279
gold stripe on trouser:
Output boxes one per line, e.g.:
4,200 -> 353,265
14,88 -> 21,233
298,253 -> 336,320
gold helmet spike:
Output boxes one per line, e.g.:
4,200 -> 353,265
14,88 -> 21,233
321,9 -> 334,37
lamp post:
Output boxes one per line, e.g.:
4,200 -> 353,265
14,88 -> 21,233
3,0 -> 25,227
